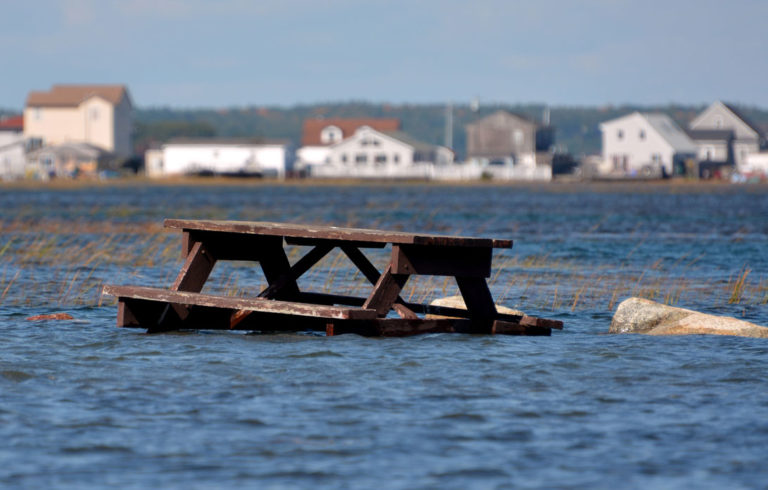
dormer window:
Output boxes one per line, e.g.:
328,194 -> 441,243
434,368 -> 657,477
320,125 -> 342,144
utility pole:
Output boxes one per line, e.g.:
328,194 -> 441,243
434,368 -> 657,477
444,102 -> 453,149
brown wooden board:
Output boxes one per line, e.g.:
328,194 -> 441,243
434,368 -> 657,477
165,219 -> 512,248
391,244 -> 492,277
102,285 -> 378,320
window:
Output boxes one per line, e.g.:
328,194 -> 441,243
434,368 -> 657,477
639,130 -> 645,140
375,154 -> 387,164
393,154 -> 400,164
34,108 -> 42,120
514,130 -> 524,145
355,153 -> 367,164
714,116 -> 723,129
617,129 -> 624,140
341,154 -> 348,164
91,108 -> 99,120
321,126 -> 342,144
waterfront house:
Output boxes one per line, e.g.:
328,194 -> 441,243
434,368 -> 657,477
0,115 -> 26,179
465,110 -> 554,167
24,84 -> 133,160
689,101 -> 766,173
296,118 -> 401,172
599,112 -> 697,177
686,129 -> 735,178
27,142 -> 115,179
145,138 -> 294,178
312,126 -> 453,179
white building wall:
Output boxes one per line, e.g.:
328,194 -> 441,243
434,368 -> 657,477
158,143 -> 288,177
296,146 -> 331,169
0,141 -> 27,180
743,152 -> 768,175
601,114 -> 674,175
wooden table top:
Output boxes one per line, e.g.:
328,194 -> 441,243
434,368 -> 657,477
164,219 -> 513,249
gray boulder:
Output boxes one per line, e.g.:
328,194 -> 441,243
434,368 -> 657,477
610,297 -> 768,338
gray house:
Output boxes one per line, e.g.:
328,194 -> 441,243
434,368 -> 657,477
689,101 -> 765,172
465,110 -> 554,168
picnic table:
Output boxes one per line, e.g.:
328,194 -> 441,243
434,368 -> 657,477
102,219 -> 562,336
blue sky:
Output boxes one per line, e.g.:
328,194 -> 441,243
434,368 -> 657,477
2,0 -> 766,109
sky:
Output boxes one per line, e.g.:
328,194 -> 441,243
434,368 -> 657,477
2,0 -> 767,110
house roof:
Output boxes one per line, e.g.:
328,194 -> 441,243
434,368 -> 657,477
643,113 -> 697,153
383,131 -> 441,153
720,102 -> 764,137
0,115 -> 23,131
29,142 -> 113,159
26,84 -> 130,108
687,129 -> 734,141
301,118 -> 400,146
465,110 -> 540,130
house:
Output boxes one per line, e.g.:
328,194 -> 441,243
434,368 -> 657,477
686,129 -> 735,178
465,110 -> 555,171
689,101 -> 766,172
27,142 -> 116,179
146,138 -> 294,178
296,118 -> 401,172
311,126 -> 453,179
0,115 -> 27,180
23,84 -> 133,159
599,112 -> 697,178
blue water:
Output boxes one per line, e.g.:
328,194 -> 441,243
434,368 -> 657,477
1,183 -> 767,488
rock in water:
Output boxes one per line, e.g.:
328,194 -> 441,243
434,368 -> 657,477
26,313 -> 74,321
610,298 -> 768,338
428,295 -> 524,318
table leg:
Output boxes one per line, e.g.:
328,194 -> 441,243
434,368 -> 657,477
171,240 -> 217,292
455,276 -> 498,333
258,238 -> 301,300
363,264 -> 410,317
342,246 -> 418,319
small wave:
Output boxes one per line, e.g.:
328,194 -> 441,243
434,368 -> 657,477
1,370 -> 34,382
61,445 -> 133,454
286,350 -> 343,359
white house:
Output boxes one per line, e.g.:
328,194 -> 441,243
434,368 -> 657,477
24,85 -> 133,159
0,115 -> 26,180
600,112 -> 697,177
312,126 -> 453,179
296,118 -> 401,172
146,138 -> 294,178
689,101 -> 765,172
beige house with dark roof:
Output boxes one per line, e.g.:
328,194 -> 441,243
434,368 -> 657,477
24,84 -> 133,159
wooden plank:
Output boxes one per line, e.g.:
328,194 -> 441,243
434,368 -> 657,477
165,219 -> 511,248
340,246 -> 418,319
171,241 -> 216,292
102,285 -> 379,320
186,231 -> 285,262
492,320 -> 552,336
362,264 -> 410,317
391,244 -> 492,277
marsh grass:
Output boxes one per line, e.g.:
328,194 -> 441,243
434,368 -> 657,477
1,217 -> 766,316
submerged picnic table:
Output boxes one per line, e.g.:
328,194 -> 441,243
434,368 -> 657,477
103,219 -> 563,336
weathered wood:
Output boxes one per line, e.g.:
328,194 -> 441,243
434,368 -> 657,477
492,320 -> 552,336
362,264 -> 410,317
391,244 -> 492,277
455,276 -> 498,333
340,246 -> 418,319
171,241 -> 217,292
294,291 -> 562,329
103,285 -> 378,320
257,238 -> 301,300
165,219 -> 512,249
258,244 -> 333,298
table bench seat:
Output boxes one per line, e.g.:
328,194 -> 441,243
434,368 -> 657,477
103,285 -> 380,332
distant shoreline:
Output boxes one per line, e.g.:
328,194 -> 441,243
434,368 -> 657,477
2,176 -> 767,192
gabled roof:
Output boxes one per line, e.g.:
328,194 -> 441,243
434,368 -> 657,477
720,101 -> 764,136
642,113 -> 697,153
302,118 -> 400,146
465,110 -> 540,130
26,84 -> 130,108
0,115 -> 23,131
383,131 -> 441,153
601,112 -> 697,153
